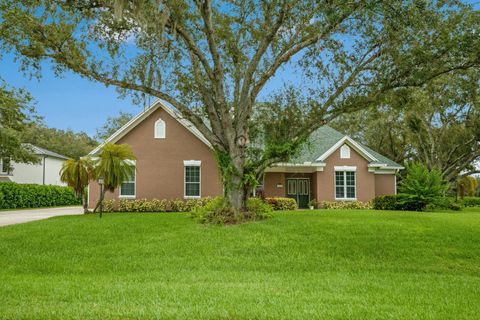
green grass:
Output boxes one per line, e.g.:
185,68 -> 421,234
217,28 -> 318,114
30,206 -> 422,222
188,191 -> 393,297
1,209 -> 480,319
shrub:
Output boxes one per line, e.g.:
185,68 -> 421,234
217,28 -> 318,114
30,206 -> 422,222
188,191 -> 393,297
102,199 -> 116,212
398,163 -> 449,211
372,194 -> 455,211
103,197 -> 214,213
372,195 -> 398,210
0,182 -> 80,209
149,199 -> 168,212
430,197 -> 463,211
190,197 -> 272,225
169,199 -> 189,212
264,197 -> 297,211
461,196 -> 480,208
246,197 -> 273,218
321,200 -> 372,210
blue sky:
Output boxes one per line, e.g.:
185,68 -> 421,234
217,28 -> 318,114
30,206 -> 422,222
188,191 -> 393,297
1,1 -> 478,136
1,53 -> 145,136
0,52 -> 299,136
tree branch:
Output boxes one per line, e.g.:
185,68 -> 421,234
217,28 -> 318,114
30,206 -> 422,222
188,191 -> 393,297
238,0 -> 289,120
250,4 -> 363,101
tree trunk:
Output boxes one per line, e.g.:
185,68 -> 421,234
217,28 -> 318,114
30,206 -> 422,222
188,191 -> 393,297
82,193 -> 90,214
226,176 -> 246,210
222,145 -> 247,211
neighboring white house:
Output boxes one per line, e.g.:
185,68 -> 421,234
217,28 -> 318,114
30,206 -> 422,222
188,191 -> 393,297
0,144 -> 69,186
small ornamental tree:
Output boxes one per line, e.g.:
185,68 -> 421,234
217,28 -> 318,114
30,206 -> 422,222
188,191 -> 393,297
94,143 -> 136,213
60,157 -> 95,213
458,176 -> 479,199
399,163 -> 449,210
1,1 -> 479,216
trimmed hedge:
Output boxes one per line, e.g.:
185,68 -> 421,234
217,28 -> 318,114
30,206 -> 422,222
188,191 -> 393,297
461,197 -> 480,207
372,194 -> 464,211
321,201 -> 372,210
433,197 -> 463,211
372,194 -> 425,211
264,197 -> 298,211
0,182 -> 80,209
101,197 -> 215,213
103,197 -> 293,214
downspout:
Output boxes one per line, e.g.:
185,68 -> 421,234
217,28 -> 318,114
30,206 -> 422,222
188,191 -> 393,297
42,155 -> 47,185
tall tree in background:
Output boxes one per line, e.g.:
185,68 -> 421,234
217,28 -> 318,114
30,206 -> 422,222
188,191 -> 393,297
330,105 -> 411,164
332,71 -> 480,183
22,123 -> 98,159
0,83 -> 38,169
1,1 -> 479,211
95,111 -> 133,142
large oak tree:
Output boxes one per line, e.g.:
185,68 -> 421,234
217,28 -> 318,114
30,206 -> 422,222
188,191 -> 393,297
332,71 -> 480,183
1,0 -> 479,210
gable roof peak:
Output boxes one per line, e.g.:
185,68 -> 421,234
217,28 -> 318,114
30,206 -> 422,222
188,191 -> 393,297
88,99 -> 211,156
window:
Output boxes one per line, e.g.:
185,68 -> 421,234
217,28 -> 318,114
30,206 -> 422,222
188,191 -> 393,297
335,171 -> 356,200
287,179 -> 296,195
120,165 -> 136,197
154,118 -> 166,139
184,161 -> 201,198
340,145 -> 351,159
0,158 -> 9,174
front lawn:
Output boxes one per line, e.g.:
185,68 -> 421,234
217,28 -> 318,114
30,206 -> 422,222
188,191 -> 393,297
1,209 -> 480,319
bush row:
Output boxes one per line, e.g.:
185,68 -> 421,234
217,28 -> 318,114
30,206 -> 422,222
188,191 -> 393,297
372,194 -> 464,211
320,201 -> 372,210
102,196 -> 297,213
264,197 -> 298,211
461,196 -> 480,207
101,195 -> 480,214
102,197 -> 214,213
0,182 -> 80,209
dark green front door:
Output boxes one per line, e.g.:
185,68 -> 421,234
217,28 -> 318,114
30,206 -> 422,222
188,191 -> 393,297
286,178 -> 310,208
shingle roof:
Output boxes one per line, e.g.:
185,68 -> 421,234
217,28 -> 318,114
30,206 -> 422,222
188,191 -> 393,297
361,144 -> 403,168
23,144 -> 70,160
290,126 -> 402,168
291,126 -> 345,163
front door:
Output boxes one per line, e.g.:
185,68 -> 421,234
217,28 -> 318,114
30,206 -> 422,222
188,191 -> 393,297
286,178 -> 310,208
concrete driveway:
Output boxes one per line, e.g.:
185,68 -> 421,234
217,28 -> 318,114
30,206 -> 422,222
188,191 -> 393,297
0,206 -> 83,227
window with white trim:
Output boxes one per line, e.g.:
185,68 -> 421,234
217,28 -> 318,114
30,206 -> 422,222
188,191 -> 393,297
184,164 -> 201,198
154,118 -> 166,139
120,165 -> 136,197
0,158 -> 9,174
335,171 -> 356,199
340,145 -> 351,159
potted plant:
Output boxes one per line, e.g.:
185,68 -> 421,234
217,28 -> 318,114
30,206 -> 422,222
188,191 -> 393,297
308,199 -> 318,210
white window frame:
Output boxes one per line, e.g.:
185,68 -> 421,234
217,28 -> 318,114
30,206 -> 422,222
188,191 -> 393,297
154,118 -> 166,139
184,160 -> 201,199
334,169 -> 357,201
119,162 -> 136,198
340,145 -> 351,159
0,158 -> 8,174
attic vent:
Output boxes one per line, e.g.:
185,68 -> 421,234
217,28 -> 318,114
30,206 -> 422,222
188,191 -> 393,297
340,145 -> 350,159
154,118 -> 166,139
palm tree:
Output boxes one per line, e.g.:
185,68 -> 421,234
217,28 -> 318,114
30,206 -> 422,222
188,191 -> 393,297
94,143 -> 136,215
60,157 -> 95,213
